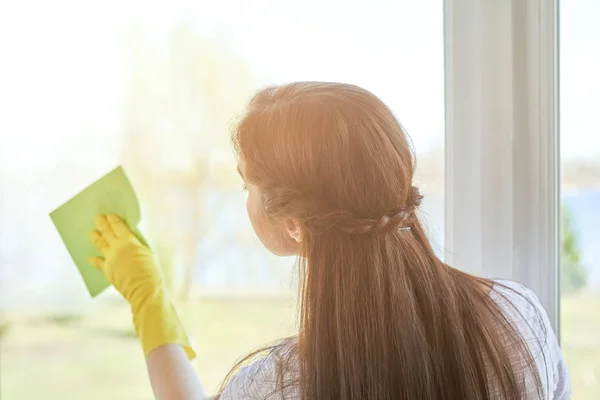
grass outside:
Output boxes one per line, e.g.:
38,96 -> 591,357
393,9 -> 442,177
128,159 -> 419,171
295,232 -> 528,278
560,290 -> 600,399
1,292 -> 598,399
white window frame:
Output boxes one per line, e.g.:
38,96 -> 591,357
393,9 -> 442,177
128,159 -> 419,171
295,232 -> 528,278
443,0 -> 560,330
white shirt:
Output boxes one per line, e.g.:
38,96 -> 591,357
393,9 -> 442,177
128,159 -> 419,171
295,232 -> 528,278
220,280 -> 571,399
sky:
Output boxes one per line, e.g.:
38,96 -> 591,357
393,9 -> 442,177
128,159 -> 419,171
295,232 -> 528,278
0,0 -> 598,170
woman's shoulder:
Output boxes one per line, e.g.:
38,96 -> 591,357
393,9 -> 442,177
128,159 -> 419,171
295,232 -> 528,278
490,279 -> 571,399
489,279 -> 554,352
219,340 -> 299,400
490,279 -> 543,311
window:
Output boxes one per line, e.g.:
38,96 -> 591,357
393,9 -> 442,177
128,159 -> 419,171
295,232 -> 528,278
559,1 -> 600,398
0,1 -> 444,397
443,1 -> 599,397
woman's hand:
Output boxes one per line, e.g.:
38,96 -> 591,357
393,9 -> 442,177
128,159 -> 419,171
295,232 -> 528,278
88,214 -> 195,360
88,214 -> 163,305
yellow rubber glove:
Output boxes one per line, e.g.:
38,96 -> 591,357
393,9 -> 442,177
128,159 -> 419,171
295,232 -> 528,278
88,214 -> 196,361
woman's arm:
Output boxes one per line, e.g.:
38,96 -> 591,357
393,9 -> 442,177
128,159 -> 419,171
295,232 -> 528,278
147,344 -> 207,400
87,214 -> 207,399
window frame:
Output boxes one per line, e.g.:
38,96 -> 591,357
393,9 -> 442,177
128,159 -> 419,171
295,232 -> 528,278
443,0 -> 560,331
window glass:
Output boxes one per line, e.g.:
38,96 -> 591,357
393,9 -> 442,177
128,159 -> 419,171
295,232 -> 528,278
560,1 -> 600,399
0,1 -> 444,397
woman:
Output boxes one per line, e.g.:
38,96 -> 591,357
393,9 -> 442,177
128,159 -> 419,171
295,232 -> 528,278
88,82 -> 570,399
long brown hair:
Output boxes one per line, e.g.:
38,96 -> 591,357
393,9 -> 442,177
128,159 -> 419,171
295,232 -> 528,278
223,82 -> 543,399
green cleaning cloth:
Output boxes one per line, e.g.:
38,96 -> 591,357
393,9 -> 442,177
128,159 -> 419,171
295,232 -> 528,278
50,166 -> 148,297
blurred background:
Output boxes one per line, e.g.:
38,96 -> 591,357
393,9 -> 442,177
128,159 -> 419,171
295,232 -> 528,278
0,0 -> 597,398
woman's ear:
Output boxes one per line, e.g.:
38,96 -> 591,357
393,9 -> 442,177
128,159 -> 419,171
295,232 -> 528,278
286,219 -> 303,243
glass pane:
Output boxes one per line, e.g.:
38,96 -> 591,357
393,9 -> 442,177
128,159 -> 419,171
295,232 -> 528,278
0,1 -> 444,398
560,1 -> 600,399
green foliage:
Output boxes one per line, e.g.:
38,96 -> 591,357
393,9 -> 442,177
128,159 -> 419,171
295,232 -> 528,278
561,205 -> 588,295
0,320 -> 10,337
45,314 -> 83,326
